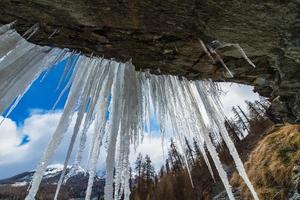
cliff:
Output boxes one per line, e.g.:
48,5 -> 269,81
0,0 -> 299,121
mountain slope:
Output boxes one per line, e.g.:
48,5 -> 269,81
232,124 -> 300,200
0,164 -> 104,200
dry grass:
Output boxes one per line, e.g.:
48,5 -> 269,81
231,124 -> 300,200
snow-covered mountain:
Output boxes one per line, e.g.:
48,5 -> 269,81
0,164 -> 88,185
0,164 -> 105,199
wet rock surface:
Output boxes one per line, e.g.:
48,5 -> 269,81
0,0 -> 299,122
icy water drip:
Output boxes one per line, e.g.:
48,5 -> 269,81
0,23 -> 259,200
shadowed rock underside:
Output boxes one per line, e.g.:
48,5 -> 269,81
0,0 -> 299,122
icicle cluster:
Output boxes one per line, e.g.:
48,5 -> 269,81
0,23 -> 259,200
0,22 -> 66,118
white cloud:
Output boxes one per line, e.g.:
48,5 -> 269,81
219,83 -> 260,118
0,116 -> 27,164
23,111 -> 61,143
129,134 -> 167,171
0,111 -> 67,178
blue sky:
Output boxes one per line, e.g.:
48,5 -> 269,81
5,60 -> 69,126
0,60 -> 260,179
0,60 -> 71,178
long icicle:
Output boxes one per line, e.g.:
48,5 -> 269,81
85,60 -> 117,200
184,80 -> 235,200
104,62 -> 126,200
54,58 -> 101,200
25,56 -> 91,200
73,59 -> 110,168
194,80 -> 259,200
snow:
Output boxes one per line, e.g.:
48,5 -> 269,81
44,164 -> 64,177
43,164 -> 86,179
0,23 -> 259,200
6,164 -> 86,188
11,181 -> 28,187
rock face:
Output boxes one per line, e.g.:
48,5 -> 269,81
0,0 -> 299,122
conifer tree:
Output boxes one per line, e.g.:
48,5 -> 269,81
143,155 -> 155,185
193,138 -> 202,159
185,137 -> 195,166
169,139 -> 182,172
134,153 -> 143,187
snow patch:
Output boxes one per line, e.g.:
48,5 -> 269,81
11,181 -> 27,187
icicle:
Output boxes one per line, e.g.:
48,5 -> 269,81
54,58 -> 100,200
73,60 -> 110,168
104,63 -> 126,200
0,40 -> 35,72
85,60 -> 117,200
85,60 -> 113,168
0,30 -> 24,58
198,38 -> 215,63
103,61 -> 138,200
40,49 -> 69,82
23,24 -> 39,40
182,79 -> 235,200
173,77 -> 216,181
216,43 -> 256,68
194,81 -> 259,200
141,71 -> 152,135
156,76 -> 168,153
165,76 -> 194,187
0,20 -> 17,35
56,50 -> 77,90
48,28 -> 60,39
122,62 -> 138,200
0,47 -> 64,116
25,56 -> 93,200
208,45 -> 234,78
135,72 -> 144,149
0,24 -> 65,117
114,62 -> 137,200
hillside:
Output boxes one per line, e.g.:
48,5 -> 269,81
232,124 -> 300,200
0,165 -> 104,200
130,122 -> 300,200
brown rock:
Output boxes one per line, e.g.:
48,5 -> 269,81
0,0 -> 299,122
